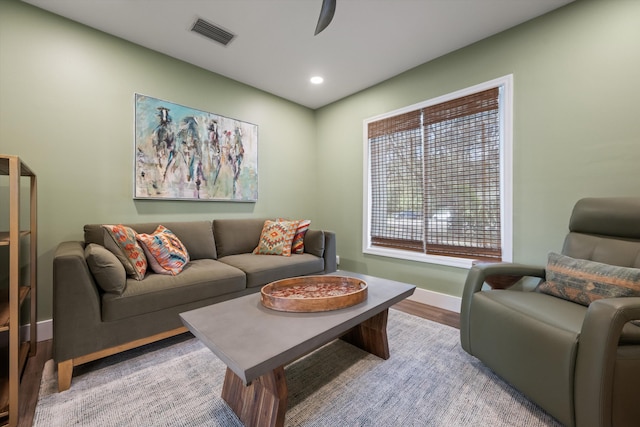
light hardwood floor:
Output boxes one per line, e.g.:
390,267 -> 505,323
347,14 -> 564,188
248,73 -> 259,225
17,300 -> 459,427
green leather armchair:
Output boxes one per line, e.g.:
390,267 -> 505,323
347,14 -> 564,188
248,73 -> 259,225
460,198 -> 640,427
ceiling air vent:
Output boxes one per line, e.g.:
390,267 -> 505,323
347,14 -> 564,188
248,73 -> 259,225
191,18 -> 235,46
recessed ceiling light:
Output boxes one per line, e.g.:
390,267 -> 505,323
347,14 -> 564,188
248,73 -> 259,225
310,76 -> 324,85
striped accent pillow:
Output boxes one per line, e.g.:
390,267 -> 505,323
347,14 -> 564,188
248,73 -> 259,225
537,252 -> 640,306
292,220 -> 311,254
136,225 -> 190,275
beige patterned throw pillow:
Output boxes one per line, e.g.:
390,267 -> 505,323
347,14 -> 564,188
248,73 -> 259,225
253,220 -> 300,256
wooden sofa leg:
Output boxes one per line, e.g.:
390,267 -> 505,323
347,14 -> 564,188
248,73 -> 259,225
58,360 -> 73,392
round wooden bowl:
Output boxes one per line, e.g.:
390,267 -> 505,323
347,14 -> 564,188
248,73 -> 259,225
261,275 -> 368,312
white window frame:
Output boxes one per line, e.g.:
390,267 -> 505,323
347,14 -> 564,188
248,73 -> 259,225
362,75 -> 513,269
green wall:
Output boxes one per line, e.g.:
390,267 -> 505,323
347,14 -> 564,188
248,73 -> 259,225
2,0 -> 640,323
314,0 -> 640,295
0,0 -> 317,320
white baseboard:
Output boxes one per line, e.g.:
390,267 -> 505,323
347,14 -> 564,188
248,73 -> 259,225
21,318 -> 53,342
407,287 -> 461,313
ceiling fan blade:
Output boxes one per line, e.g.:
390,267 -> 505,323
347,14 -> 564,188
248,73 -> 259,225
314,0 -> 337,35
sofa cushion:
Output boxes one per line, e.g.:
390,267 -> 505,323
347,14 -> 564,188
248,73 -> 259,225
213,218 -> 267,257
303,229 -> 325,258
85,221 -> 217,260
479,289 -> 587,332
102,225 -> 147,281
134,221 -> 217,260
85,243 -> 127,295
101,259 -> 246,322
218,253 -> 325,288
537,252 -> 640,306
253,219 -> 300,256
136,225 -> 190,275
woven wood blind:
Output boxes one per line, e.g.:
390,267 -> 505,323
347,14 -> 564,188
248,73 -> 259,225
369,87 -> 502,261
370,110 -> 424,251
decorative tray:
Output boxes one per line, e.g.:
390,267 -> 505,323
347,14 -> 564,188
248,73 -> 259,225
260,275 -> 368,312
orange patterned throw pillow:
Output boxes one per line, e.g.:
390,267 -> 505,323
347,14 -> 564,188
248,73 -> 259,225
102,224 -> 147,281
253,220 -> 300,256
136,225 -> 190,276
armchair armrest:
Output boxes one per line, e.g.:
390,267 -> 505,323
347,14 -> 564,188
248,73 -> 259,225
574,297 -> 640,427
464,262 -> 546,293
460,262 -> 546,352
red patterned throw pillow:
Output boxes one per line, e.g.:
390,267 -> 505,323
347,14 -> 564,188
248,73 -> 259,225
292,219 -> 311,254
253,220 -> 300,256
136,225 -> 190,276
102,224 -> 147,281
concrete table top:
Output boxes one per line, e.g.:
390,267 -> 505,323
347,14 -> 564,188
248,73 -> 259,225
180,271 -> 415,385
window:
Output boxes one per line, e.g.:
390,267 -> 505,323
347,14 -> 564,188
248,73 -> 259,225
363,76 -> 512,268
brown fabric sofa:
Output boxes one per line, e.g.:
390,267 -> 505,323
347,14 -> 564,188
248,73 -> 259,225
53,218 -> 336,391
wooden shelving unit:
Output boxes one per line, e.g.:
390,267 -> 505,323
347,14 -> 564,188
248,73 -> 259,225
0,155 -> 37,427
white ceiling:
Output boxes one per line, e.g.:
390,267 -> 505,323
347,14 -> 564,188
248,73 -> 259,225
22,0 -> 574,109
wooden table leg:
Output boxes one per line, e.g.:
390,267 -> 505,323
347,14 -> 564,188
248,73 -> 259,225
221,366 -> 288,427
341,308 -> 390,359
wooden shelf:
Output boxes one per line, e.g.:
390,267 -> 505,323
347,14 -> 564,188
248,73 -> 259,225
0,344 -> 8,420
0,232 -> 30,247
0,340 -> 30,420
17,343 -> 29,381
0,157 -> 34,177
0,154 -> 37,427
0,383 -> 7,419
0,288 -> 31,333
0,386 -> 8,420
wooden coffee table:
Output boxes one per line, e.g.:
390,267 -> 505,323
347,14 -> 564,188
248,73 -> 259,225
179,271 -> 415,427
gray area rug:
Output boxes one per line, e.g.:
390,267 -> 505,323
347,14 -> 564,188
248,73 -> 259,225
34,310 -> 561,426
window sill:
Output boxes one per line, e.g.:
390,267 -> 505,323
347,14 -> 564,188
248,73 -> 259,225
363,246 -> 474,269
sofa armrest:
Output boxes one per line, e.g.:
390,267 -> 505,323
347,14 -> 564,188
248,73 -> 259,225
575,297 -> 640,427
323,231 -> 337,273
460,262 -> 546,352
302,229 -> 337,274
53,241 -> 103,362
